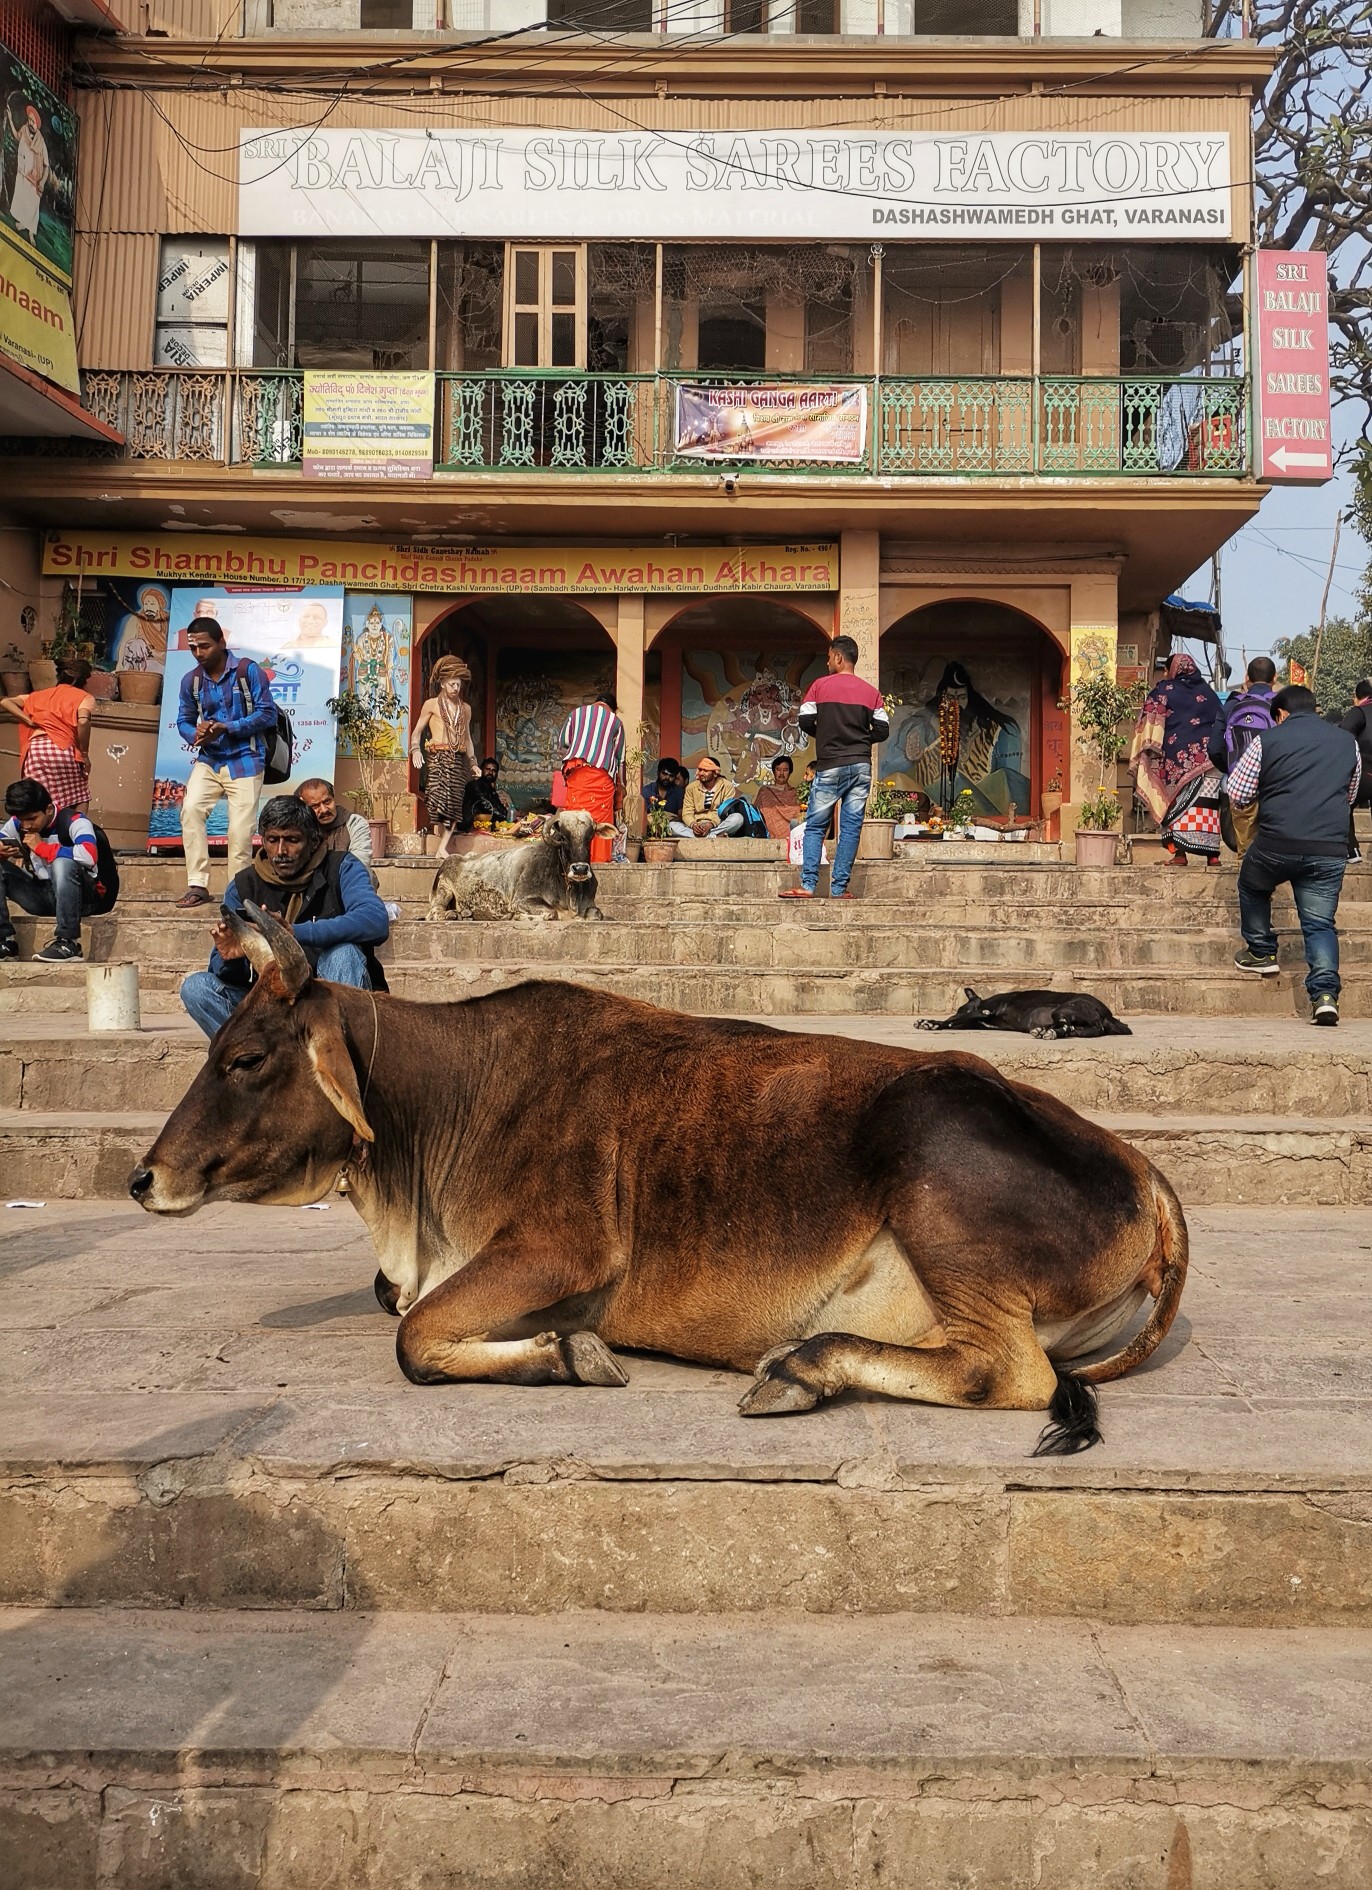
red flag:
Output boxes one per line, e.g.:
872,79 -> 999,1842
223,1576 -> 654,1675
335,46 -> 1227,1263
1289,660 -> 1309,686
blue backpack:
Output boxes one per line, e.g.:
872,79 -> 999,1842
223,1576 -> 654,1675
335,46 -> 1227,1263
1224,690 -> 1274,770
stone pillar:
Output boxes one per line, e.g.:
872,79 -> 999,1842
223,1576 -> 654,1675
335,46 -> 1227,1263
839,530 -> 880,687
615,595 -> 647,835
1063,576 -> 1119,835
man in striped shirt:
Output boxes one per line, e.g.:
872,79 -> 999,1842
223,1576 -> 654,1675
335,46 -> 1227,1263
559,689 -> 625,828
0,778 -> 119,962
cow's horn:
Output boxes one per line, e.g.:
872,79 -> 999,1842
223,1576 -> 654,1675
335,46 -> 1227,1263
243,900 -> 312,1000
221,904 -> 276,978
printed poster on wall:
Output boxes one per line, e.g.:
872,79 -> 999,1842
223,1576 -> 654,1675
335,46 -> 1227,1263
302,372 -> 435,480
339,594 -> 411,759
148,588 -> 344,850
674,385 -> 867,464
0,46 -> 77,288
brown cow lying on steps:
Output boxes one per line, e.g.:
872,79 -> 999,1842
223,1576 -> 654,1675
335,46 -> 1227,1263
129,904 -> 1189,1456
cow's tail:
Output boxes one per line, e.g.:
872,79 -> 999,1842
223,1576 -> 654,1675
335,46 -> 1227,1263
1032,1168 -> 1189,1458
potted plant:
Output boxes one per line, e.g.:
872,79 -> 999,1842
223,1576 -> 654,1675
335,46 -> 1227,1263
1,644 -> 29,695
326,683 -> 406,858
858,778 -> 909,860
1040,771 -> 1063,822
642,804 -> 679,864
1074,790 -> 1122,867
1067,671 -> 1143,870
948,787 -> 978,838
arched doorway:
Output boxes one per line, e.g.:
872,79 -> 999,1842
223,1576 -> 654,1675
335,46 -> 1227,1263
651,597 -> 832,790
417,598 -> 615,814
880,601 -> 1065,817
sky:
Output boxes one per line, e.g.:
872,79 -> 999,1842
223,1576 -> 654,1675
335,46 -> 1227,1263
1182,422 -> 1368,679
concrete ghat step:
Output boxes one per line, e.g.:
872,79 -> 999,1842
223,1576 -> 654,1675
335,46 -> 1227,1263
1,1106 -> 1366,1207
1,1610 -> 1369,1890
2,1200 -> 1370,1629
7,1015 -> 1372,1120
22,914 -> 1372,973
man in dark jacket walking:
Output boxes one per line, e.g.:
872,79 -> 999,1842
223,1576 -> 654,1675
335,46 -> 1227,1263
1228,685 -> 1361,1025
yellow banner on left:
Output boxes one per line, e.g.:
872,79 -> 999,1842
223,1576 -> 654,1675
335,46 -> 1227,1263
0,238 -> 78,393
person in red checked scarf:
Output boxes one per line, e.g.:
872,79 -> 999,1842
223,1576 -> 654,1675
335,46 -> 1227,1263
0,779 -> 119,963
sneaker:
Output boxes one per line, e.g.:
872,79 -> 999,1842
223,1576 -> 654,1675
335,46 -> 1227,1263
34,937 -> 82,962
1233,949 -> 1280,976
1312,995 -> 1340,1027
0,934 -> 17,961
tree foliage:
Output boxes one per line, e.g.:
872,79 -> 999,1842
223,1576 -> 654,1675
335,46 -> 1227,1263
1211,0 -> 1372,444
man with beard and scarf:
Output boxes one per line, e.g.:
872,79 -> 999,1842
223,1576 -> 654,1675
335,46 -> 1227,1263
295,778 -> 374,867
179,795 -> 389,1038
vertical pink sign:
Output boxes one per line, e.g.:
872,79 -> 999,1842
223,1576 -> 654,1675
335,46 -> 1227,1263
1254,249 -> 1332,483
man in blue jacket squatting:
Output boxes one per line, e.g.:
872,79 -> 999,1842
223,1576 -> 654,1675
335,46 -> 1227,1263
180,793 -> 389,1038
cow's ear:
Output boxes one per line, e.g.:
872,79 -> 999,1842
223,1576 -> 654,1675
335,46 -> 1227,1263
594,823 -> 618,839
305,1008 -> 374,1144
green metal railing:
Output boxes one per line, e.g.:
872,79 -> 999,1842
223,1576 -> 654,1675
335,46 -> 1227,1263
78,368 -> 1249,479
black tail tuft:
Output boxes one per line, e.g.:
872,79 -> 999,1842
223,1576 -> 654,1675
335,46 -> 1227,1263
1031,1368 -> 1102,1457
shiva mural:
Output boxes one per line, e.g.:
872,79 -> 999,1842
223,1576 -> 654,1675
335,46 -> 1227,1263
681,651 -> 826,786
495,651 -> 616,813
880,655 -> 1031,816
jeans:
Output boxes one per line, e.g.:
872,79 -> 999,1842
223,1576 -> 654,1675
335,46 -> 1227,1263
802,764 -> 871,894
0,857 -> 95,942
1237,847 -> 1346,1001
181,943 -> 372,1038
668,811 -> 746,840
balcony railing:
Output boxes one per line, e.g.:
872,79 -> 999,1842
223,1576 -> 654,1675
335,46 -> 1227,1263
77,369 -> 1249,479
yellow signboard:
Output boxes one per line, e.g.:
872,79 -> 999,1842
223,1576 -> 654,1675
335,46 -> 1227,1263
0,242 -> 79,393
42,532 -> 839,595
302,371 -> 435,481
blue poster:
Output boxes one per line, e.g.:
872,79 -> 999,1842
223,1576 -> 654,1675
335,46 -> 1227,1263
339,594 -> 411,759
148,587 -> 344,848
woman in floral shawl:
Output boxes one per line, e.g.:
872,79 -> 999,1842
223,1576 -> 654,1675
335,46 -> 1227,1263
1129,653 -> 1226,864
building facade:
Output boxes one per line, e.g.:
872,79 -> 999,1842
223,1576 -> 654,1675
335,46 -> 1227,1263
0,0 -> 1271,834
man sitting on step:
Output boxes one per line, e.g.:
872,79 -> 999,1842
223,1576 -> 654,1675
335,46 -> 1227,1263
0,778 -> 119,963
669,754 -> 752,841
180,794 -> 389,1038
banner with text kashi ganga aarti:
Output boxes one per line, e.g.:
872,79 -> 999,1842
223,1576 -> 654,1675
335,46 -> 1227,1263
43,533 -> 840,595
675,384 -> 867,464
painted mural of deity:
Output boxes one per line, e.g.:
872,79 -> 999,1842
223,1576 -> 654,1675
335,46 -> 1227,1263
494,653 -> 616,812
339,595 -> 411,760
882,656 -> 1030,816
681,650 -> 826,787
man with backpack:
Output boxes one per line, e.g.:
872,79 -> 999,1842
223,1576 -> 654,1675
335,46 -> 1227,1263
0,778 -> 119,962
1338,679 -> 1372,863
1209,656 -> 1276,859
174,618 -> 280,909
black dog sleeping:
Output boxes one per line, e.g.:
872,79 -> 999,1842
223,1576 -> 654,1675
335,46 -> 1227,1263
918,987 -> 1132,1041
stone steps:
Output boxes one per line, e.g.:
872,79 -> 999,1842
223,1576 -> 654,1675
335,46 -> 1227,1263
3,1104 -> 1368,1206
4,1606 -> 1368,1889
1,1201 -> 1370,1636
19,910 -> 1372,971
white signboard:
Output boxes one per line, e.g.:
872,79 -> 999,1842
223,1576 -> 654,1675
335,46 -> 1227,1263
157,238 -> 232,325
240,129 -> 1232,242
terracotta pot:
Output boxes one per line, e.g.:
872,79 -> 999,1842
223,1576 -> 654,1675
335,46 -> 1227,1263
28,659 -> 57,690
857,818 -> 895,861
1040,790 -> 1063,820
367,818 -> 389,858
116,669 -> 163,705
641,840 -> 678,863
1,668 -> 29,695
1074,827 -> 1120,869
85,670 -> 118,700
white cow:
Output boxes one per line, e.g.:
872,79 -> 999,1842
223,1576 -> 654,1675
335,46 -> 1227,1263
426,810 -> 611,922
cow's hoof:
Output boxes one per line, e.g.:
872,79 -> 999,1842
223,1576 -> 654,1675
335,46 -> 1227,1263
738,1369 -> 821,1417
562,1331 -> 629,1387
374,1269 -> 402,1317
